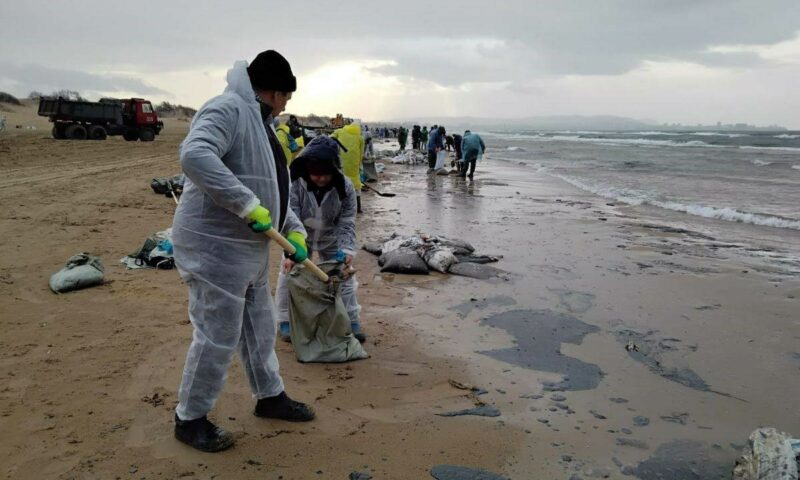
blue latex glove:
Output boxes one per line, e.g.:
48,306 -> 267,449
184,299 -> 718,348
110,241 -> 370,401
334,249 -> 346,263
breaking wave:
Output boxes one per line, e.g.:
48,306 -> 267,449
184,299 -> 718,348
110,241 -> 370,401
793,165 -> 800,170
547,172 -> 800,230
775,134 -> 800,139
750,159 -> 772,166
740,146 -> 800,153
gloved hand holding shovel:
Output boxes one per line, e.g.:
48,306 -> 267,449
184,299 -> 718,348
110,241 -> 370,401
247,205 -> 330,282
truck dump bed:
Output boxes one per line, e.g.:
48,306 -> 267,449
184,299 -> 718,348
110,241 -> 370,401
38,98 -> 122,124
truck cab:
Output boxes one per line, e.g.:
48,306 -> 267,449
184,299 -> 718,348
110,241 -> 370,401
120,98 -> 163,141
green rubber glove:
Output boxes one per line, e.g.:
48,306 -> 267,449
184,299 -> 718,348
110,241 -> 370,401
286,231 -> 308,263
246,205 -> 272,233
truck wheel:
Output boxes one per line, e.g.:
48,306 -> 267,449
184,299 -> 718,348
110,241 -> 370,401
139,128 -> 155,142
65,124 -> 87,140
123,132 -> 138,141
89,125 -> 108,140
88,125 -> 107,140
52,126 -> 66,140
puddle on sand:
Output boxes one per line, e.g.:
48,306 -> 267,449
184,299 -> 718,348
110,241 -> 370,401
615,329 -> 741,400
449,295 -> 517,317
622,440 -> 733,479
478,309 -> 602,391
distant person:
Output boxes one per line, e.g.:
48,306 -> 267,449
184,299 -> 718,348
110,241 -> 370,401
363,126 -> 374,159
460,130 -> 485,180
276,122 -> 301,164
427,125 -> 445,171
445,135 -> 453,152
452,133 -> 463,167
397,126 -> 408,151
287,114 -> 303,139
420,126 -> 428,151
411,125 -> 421,150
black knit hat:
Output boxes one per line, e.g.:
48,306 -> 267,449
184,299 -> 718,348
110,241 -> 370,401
247,50 -> 297,92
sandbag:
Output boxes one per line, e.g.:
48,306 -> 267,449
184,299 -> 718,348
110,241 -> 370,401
362,242 -> 383,255
287,261 -> 369,363
49,253 -> 104,293
379,248 -> 429,274
448,262 -> 504,279
423,247 -> 458,273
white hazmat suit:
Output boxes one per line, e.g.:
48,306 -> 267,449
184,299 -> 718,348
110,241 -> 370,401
172,61 -> 305,421
276,176 -> 361,325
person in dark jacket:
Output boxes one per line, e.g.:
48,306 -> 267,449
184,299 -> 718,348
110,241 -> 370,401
426,126 -> 445,170
397,126 -> 408,151
452,133 -> 463,168
411,125 -> 421,150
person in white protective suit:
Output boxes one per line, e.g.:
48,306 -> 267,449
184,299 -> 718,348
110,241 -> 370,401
275,136 -> 366,342
172,50 -> 315,453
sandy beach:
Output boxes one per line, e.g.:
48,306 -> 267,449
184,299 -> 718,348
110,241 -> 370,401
1,101 -> 799,479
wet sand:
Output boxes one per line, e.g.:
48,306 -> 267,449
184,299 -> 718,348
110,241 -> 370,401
0,105 -> 798,479
362,145 -> 800,478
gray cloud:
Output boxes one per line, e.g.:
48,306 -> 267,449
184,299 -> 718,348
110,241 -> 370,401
0,62 -> 170,97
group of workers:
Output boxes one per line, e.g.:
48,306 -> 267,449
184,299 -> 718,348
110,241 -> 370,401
171,49 -> 367,452
409,124 -> 486,180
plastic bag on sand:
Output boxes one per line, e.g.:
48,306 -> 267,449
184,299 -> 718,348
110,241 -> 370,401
423,247 -> 458,273
375,163 -> 385,173
434,150 -> 447,170
391,153 -> 407,164
380,235 -> 425,255
379,248 -> 429,274
50,253 -> 104,293
287,261 -> 369,363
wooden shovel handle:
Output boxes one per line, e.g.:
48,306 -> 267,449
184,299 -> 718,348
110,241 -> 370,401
264,228 -> 330,282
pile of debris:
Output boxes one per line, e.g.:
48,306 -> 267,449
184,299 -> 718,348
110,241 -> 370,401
363,233 -> 504,278
386,150 -> 426,165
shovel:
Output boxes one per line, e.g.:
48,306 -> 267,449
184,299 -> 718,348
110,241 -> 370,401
363,183 -> 396,197
263,228 -> 330,283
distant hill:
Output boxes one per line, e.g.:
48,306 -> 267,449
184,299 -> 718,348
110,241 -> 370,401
0,92 -> 22,106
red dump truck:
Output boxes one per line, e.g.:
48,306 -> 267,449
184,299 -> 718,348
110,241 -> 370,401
38,97 -> 164,141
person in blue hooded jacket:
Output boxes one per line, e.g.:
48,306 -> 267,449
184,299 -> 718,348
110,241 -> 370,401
275,136 -> 365,343
460,130 -> 486,180
171,50 -> 315,453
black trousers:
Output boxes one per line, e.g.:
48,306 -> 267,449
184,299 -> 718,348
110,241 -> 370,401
461,158 -> 476,176
427,150 -> 437,169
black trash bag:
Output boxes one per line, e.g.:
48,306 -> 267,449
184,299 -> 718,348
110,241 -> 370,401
150,174 -> 185,198
128,237 -> 175,269
379,248 -> 429,274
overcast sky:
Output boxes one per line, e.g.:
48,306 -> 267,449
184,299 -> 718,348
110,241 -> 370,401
2,1 -> 799,127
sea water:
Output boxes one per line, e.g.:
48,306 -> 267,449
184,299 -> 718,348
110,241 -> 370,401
484,130 -> 800,272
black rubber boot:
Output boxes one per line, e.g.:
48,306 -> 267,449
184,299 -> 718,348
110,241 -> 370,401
357,196 -> 363,214
254,392 -> 315,422
174,415 -> 235,453
351,321 -> 367,343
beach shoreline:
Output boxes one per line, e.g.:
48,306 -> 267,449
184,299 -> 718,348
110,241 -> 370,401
0,118 -> 798,478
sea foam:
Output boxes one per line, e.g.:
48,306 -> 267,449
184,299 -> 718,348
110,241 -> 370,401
547,172 -> 800,230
